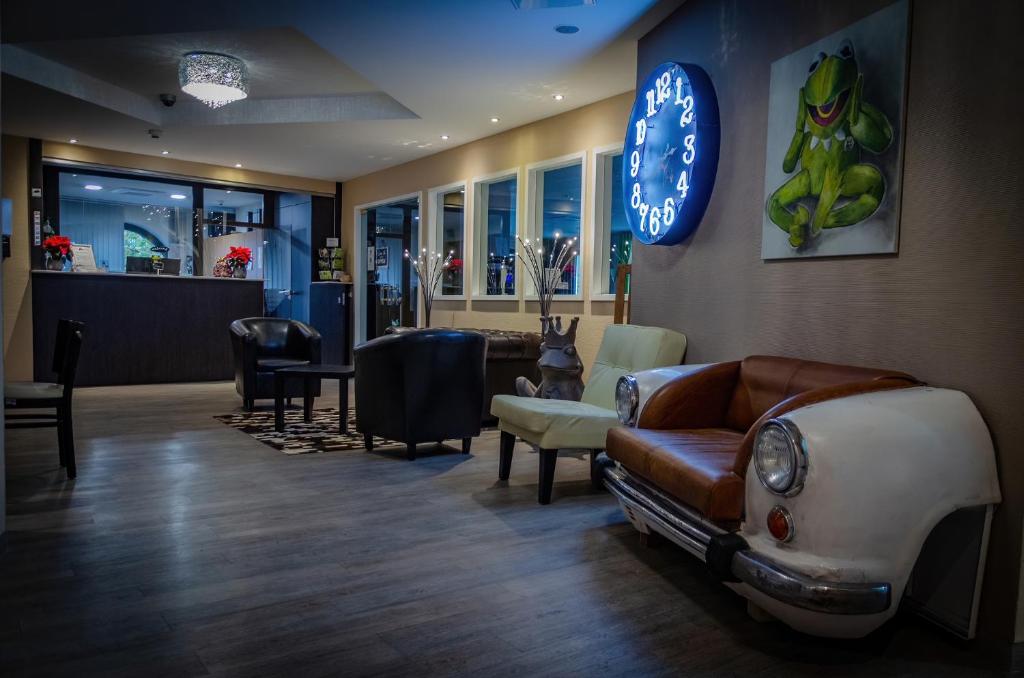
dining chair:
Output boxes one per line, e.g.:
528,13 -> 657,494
5,319 -> 86,479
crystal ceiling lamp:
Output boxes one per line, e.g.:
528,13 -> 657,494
178,52 -> 249,109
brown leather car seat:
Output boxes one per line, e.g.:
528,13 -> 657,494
606,356 -> 918,524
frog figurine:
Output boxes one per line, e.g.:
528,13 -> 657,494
766,39 -> 893,248
516,316 -> 584,402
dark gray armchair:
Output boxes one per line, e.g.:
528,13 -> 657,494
230,317 -> 321,410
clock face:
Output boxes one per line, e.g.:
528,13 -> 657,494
623,62 -> 720,246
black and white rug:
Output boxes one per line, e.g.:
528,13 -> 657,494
214,408 -> 404,455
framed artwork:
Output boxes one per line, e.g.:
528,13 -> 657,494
375,247 -> 388,268
761,0 -> 909,259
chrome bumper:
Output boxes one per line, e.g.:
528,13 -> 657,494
604,465 -> 892,616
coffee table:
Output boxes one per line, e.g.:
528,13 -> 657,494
274,363 -> 355,433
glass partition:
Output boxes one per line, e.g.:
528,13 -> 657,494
201,187 -> 265,278
58,172 -> 194,274
597,151 -> 632,295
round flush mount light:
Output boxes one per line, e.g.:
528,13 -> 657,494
440,134 -> 449,140
490,117 -> 500,123
233,163 -> 242,168
161,150 -> 170,155
84,184 -> 103,191
178,52 -> 249,109
555,25 -> 579,34
69,138 -> 78,144
552,94 -> 565,101
170,194 -> 187,200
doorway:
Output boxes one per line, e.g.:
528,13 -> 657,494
360,196 -> 420,342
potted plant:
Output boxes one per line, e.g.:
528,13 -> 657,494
516,232 -> 577,331
41,235 -> 73,271
219,246 -> 252,278
404,248 -> 453,328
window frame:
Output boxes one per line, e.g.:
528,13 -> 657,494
470,167 -> 521,302
426,180 -> 469,300
524,151 -> 587,302
590,143 -> 626,301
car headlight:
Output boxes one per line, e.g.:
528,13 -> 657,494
753,418 -> 807,496
615,375 -> 639,426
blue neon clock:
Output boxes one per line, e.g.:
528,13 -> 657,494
623,62 -> 720,246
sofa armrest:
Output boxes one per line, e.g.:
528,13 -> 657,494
288,321 -> 322,363
732,375 -> 922,477
636,361 -> 741,430
229,321 -> 258,396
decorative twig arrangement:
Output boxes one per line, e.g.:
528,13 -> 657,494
516,232 -> 577,322
404,248 -> 453,328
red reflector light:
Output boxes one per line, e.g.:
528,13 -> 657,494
767,505 -> 794,542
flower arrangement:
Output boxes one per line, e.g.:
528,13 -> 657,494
516,232 -> 577,323
42,235 -> 73,270
404,248 -> 453,328
216,246 -> 252,278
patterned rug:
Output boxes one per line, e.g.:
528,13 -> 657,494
214,408 -> 404,455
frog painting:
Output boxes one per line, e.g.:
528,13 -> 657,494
761,1 -> 908,259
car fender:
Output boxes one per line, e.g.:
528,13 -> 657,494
627,364 -> 711,426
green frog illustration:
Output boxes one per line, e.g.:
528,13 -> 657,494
767,39 -> 893,248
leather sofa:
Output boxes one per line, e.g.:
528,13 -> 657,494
229,317 -> 322,410
605,355 -> 917,525
355,328 -> 487,460
386,326 -> 540,423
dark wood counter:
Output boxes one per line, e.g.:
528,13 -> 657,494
32,270 -> 264,386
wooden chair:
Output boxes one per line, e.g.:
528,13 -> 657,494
613,263 -> 631,324
5,319 -> 86,478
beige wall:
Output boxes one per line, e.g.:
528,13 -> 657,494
341,93 -> 635,374
1,135 -> 335,380
634,0 -> 1024,646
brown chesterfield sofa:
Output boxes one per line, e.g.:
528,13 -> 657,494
386,326 -> 540,423
606,356 -> 918,525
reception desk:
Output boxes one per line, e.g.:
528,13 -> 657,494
32,270 -> 264,386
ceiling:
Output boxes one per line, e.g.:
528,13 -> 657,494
0,0 -> 680,183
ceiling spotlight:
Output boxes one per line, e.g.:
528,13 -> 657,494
69,138 -> 78,144
440,135 -> 450,140
234,163 -> 242,168
178,52 -> 249,109
84,184 -> 102,191
170,194 -> 187,200
555,25 -> 579,34
161,150 -> 170,155
226,190 -> 233,194
490,117 -> 500,123
552,94 -> 565,101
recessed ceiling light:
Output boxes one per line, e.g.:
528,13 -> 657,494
234,163 -> 242,168
226,190 -> 232,194
84,184 -> 102,191
440,135 -> 449,140
170,194 -> 187,200
552,94 -> 565,101
555,25 -> 579,34
161,150 -> 170,155
69,138 -> 78,144
490,117 -> 500,123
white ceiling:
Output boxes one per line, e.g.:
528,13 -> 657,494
0,0 -> 681,182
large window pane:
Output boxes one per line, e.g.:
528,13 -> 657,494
604,153 -> 632,294
202,188 -> 265,279
438,188 -> 464,295
475,177 -> 517,296
59,172 -> 194,274
540,162 -> 581,296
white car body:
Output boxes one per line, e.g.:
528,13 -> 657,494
608,370 -> 1001,639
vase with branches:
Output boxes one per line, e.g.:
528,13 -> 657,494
515,232 -> 577,330
404,248 -> 453,328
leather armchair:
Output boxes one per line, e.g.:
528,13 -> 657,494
491,324 -> 687,504
230,317 -> 322,410
355,329 -> 486,460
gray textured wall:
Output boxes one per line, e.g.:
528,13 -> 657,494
633,0 -> 1024,643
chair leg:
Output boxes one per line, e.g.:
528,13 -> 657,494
498,431 -> 515,480
462,437 -> 472,455
244,398 -> 254,412
364,433 -> 374,451
406,443 -> 417,461
56,406 -> 67,467
538,449 -> 558,505
590,449 -> 606,491
63,408 -> 77,480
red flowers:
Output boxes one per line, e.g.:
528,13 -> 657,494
42,235 -> 73,258
221,246 -> 252,268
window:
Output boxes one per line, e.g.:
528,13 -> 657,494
429,184 -> 466,296
473,174 -> 518,297
528,156 -> 584,297
594,147 -> 632,296
202,187 -> 265,279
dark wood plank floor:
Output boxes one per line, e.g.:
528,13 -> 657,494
1,382 -> 999,676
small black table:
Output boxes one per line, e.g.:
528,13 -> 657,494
274,364 -> 355,433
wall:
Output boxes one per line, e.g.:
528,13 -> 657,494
1,135 -> 334,380
341,93 -> 634,374
632,0 -> 1024,646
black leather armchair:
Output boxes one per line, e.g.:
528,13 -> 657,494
355,329 -> 486,460
230,317 -> 322,410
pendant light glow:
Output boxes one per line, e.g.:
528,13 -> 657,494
178,52 -> 249,109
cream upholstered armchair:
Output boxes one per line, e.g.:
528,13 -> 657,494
491,324 -> 687,504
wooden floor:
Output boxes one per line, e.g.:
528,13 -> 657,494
0,382 -> 999,677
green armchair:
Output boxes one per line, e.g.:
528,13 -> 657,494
491,323 -> 687,504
